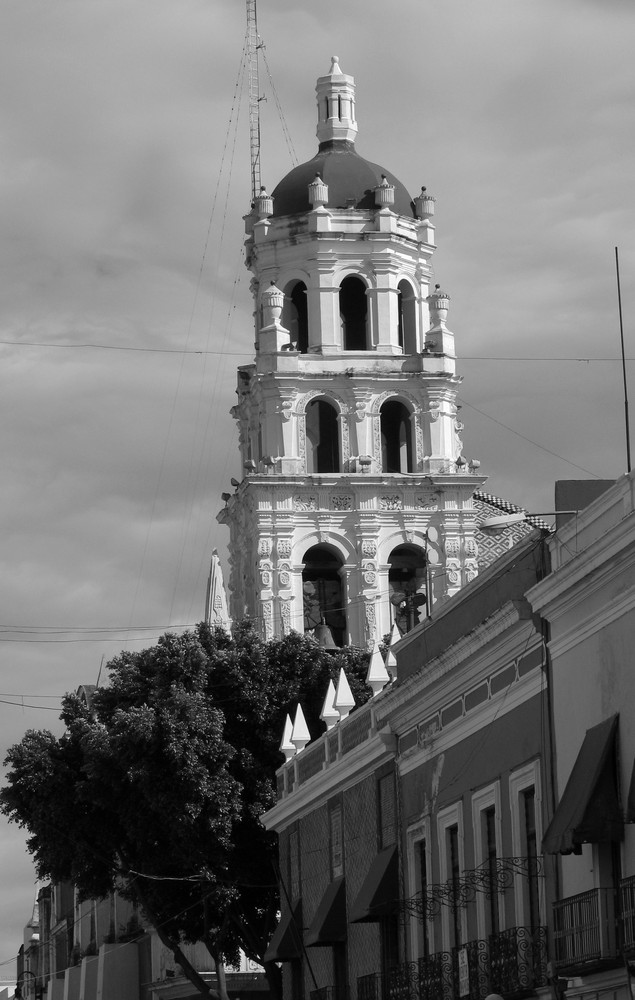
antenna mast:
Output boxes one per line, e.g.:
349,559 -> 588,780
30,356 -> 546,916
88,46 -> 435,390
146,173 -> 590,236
247,0 -> 262,203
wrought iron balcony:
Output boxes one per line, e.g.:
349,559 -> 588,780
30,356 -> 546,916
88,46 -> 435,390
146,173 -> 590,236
310,987 -> 346,1000
552,887 -> 616,969
384,928 -> 546,1000
620,874 -> 635,952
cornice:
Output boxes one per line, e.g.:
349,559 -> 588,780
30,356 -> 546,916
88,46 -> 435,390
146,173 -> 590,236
262,728 -> 395,832
547,580 -> 635,659
398,669 -> 544,777
527,518 -> 635,619
383,602 -> 530,720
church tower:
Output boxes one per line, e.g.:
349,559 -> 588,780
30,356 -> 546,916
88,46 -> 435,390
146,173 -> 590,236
218,57 -> 485,648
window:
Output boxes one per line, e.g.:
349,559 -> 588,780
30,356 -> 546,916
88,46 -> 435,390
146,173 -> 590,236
340,276 -> 368,350
289,824 -> 301,902
509,761 -> 544,929
378,772 -> 396,849
330,803 -> 344,879
472,782 -> 502,938
302,546 -> 346,647
406,819 -> 433,962
381,400 -> 413,473
306,399 -> 340,473
438,802 -> 466,950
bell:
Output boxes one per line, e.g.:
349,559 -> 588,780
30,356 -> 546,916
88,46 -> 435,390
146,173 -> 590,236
313,617 -> 337,650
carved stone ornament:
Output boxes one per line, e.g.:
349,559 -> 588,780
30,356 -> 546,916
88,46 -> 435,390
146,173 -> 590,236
261,570 -> 272,587
361,540 -> 377,557
354,400 -> 367,422
416,492 -> 438,510
365,602 -> 377,644
258,538 -> 272,556
465,538 -> 478,558
294,495 -> 318,511
380,495 -> 402,511
280,599 -> 292,633
279,571 -> 291,587
363,571 -> 377,586
277,539 -> 292,557
445,538 -> 460,557
332,494 -> 353,511
279,400 -> 293,421
261,600 -> 274,639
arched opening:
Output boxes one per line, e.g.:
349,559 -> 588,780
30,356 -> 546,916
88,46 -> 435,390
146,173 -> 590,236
388,545 -> 427,635
397,280 -> 417,354
282,280 -> 309,353
381,400 -> 413,473
339,276 -> 368,351
302,545 -> 346,647
306,399 -> 340,473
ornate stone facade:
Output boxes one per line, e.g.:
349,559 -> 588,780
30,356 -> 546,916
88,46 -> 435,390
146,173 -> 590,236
217,59 -> 487,646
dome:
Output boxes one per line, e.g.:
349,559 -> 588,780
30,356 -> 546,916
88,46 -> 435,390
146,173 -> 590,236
271,141 -> 414,218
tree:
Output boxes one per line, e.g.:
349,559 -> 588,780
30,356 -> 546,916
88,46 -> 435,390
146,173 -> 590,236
1,622 -> 371,1000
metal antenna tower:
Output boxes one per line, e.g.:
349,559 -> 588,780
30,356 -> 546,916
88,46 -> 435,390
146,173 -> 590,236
247,0 -> 262,203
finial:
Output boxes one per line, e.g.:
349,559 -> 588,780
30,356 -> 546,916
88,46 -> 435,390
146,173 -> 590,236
279,714 -> 296,761
334,668 -> 355,720
320,680 -> 339,730
291,703 -> 311,753
366,643 -> 390,696
330,55 -> 341,75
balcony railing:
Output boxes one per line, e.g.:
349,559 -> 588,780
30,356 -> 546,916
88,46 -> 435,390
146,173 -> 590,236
382,929 -> 546,1000
552,887 -> 616,969
310,987 -> 346,1000
620,875 -> 635,952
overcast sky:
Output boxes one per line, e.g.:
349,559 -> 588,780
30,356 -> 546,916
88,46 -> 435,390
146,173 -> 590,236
1,0 -> 634,985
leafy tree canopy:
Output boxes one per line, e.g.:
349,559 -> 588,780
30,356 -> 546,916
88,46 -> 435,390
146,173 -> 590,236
1,622 -> 371,999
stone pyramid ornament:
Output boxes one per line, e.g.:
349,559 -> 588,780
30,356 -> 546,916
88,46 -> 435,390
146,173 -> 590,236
279,714 -> 295,761
320,679 -> 339,730
291,703 -> 311,753
385,644 -> 397,680
389,622 -> 401,646
366,643 -> 390,696
334,668 -> 355,721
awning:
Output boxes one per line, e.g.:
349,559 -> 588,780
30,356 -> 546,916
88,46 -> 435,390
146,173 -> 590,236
543,714 -> 623,855
264,902 -> 303,962
349,846 -> 398,923
306,878 -> 346,946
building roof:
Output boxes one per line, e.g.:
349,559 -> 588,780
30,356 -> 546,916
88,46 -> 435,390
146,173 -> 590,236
271,141 -> 414,218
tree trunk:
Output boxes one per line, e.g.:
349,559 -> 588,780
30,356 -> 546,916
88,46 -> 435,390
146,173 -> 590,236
128,872 -> 220,999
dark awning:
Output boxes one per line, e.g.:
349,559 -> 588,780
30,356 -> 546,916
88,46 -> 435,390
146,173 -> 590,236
543,714 -> 623,855
626,758 -> 635,823
306,878 -> 346,946
349,846 -> 398,923
264,901 -> 303,962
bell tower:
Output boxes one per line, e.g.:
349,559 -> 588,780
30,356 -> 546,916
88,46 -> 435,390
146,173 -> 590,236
218,57 -> 485,648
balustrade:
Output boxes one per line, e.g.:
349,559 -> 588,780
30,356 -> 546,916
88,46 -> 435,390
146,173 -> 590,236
553,887 -> 616,968
384,930 -> 545,1000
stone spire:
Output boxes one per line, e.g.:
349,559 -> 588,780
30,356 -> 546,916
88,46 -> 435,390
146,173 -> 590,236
316,56 -> 358,146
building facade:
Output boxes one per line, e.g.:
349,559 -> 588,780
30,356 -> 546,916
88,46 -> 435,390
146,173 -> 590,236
528,471 -> 635,1000
262,532 -> 556,1000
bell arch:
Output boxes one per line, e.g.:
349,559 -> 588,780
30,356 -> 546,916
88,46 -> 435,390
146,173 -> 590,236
306,397 -> 340,473
381,399 -> 414,473
302,544 -> 346,647
388,544 -> 427,635
397,279 -> 417,354
340,275 -> 369,351
282,279 -> 309,354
